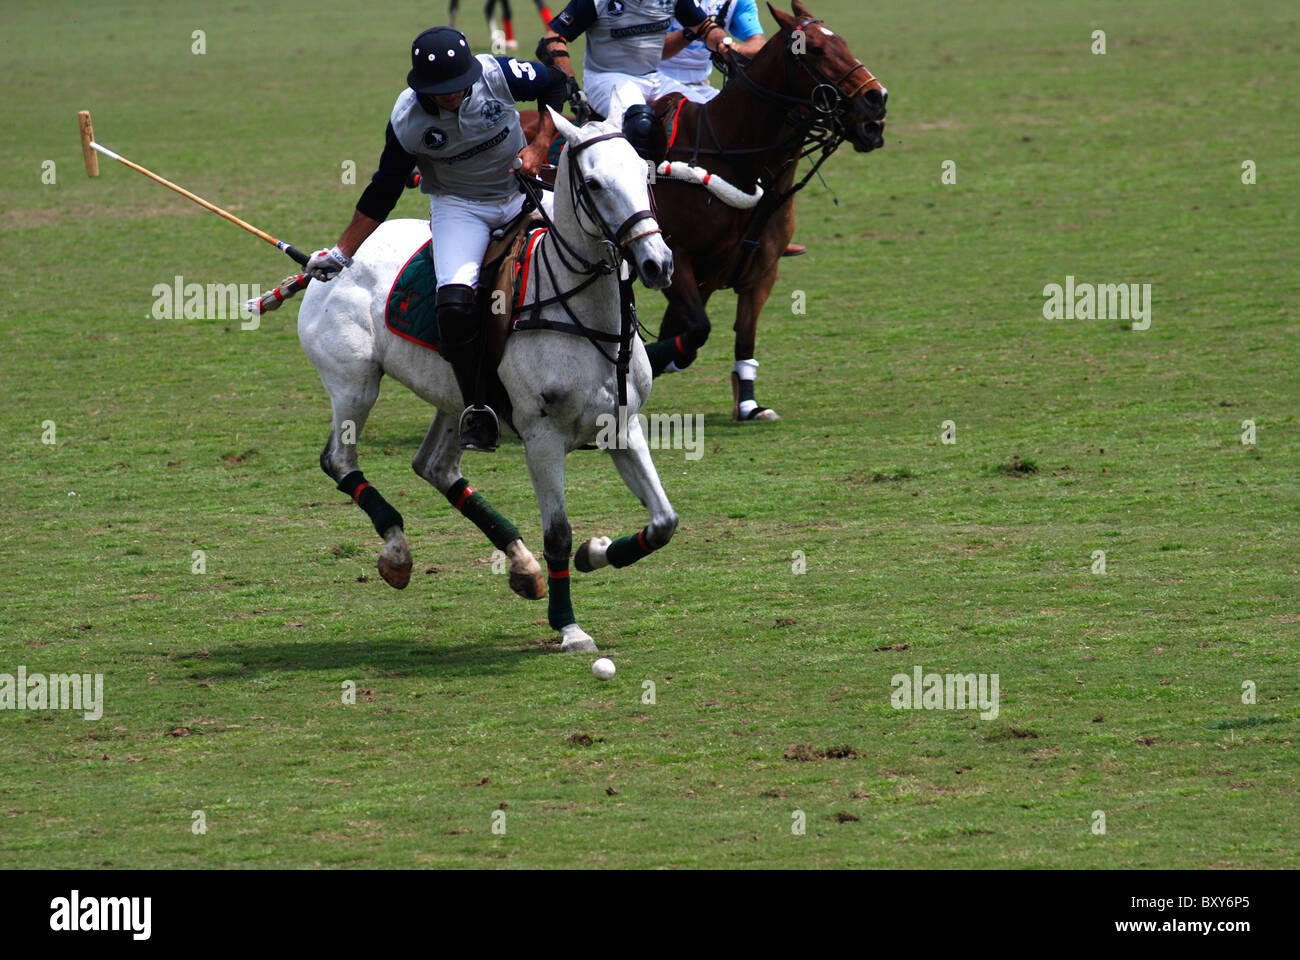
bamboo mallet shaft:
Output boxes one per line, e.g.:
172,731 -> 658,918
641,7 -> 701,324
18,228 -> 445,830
76,109 -> 310,266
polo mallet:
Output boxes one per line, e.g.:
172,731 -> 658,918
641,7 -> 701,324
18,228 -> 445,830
256,168 -> 423,315
79,110 -> 313,314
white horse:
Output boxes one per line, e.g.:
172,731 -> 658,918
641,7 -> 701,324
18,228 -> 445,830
296,110 -> 678,652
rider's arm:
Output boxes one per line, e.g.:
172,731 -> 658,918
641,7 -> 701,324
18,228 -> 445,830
498,58 -> 567,174
662,28 -> 692,60
728,0 -> 766,57
543,0 -> 598,78
731,32 -> 766,57
497,57 -> 567,109
340,122 -> 418,258
675,0 -> 731,55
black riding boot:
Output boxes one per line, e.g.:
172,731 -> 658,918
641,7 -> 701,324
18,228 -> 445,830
436,283 -> 499,452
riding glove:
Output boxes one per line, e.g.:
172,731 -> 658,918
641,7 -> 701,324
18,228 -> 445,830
304,246 -> 353,282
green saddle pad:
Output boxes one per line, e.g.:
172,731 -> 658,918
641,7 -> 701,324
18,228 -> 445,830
385,240 -> 439,350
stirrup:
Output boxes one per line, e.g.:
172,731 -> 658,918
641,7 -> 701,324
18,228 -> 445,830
458,404 -> 500,452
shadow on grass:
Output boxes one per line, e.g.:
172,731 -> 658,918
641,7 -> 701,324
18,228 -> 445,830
180,634 -> 548,679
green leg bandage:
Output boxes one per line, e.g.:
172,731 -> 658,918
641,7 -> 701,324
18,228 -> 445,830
337,471 -> 403,537
606,526 -> 658,568
645,335 -> 696,376
547,565 -> 576,630
445,478 -> 521,550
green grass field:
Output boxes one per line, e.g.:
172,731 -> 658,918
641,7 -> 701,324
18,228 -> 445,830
1,0 -> 1296,868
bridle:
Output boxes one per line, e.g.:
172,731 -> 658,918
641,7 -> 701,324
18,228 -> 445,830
519,130 -> 660,280
787,20 -> 881,108
670,16 -> 885,286
720,17 -> 884,158
513,127 -> 663,411
567,131 -> 662,252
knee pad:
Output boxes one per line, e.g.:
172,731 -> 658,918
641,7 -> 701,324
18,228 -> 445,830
621,103 -> 661,163
436,283 -> 478,353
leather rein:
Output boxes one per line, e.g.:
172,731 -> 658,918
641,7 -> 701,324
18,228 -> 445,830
669,17 -> 880,287
513,130 -> 658,410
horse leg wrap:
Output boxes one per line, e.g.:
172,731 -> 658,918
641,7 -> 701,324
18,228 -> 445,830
645,334 -> 697,376
337,470 -> 403,537
606,526 -> 661,569
733,358 -> 759,419
546,563 -> 576,630
445,478 -> 521,551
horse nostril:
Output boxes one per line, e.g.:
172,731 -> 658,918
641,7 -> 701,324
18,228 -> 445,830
864,87 -> 887,120
641,259 -> 661,281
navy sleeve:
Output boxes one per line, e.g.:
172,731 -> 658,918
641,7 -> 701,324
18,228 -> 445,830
549,0 -> 598,40
537,65 -> 569,112
496,57 -> 558,102
674,0 -> 709,28
356,122 -> 417,222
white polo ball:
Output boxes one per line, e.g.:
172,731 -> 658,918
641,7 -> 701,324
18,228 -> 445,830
592,657 -> 616,680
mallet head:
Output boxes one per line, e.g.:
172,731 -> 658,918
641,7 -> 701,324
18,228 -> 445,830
79,110 -> 99,177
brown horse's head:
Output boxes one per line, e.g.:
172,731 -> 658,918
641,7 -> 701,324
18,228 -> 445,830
766,0 -> 887,153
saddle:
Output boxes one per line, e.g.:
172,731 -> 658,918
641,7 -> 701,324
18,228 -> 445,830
384,208 -> 545,429
479,208 -> 546,364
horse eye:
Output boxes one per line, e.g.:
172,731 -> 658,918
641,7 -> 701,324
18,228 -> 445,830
585,178 -> 604,191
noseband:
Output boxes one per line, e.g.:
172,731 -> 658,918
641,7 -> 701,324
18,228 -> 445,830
727,17 -> 884,131
566,131 -> 661,252
512,127 -> 661,417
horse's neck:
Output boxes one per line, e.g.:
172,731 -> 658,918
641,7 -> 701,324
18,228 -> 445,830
700,38 -> 803,182
531,185 -> 620,331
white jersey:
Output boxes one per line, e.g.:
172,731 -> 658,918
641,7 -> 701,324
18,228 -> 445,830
662,0 -> 731,83
583,0 -> 681,78
389,55 -> 527,202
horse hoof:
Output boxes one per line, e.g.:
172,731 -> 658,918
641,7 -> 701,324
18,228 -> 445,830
574,536 -> 612,572
377,554 -> 411,590
738,406 -> 780,422
559,623 -> 598,653
509,570 -> 547,600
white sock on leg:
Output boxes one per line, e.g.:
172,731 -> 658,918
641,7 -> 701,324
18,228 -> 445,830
735,358 -> 759,419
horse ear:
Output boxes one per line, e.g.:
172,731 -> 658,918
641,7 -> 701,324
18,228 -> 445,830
767,3 -> 794,30
790,0 -> 813,18
548,105 -> 581,145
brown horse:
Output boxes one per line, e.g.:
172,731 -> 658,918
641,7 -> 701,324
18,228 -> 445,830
644,0 -> 886,420
522,1 -> 887,420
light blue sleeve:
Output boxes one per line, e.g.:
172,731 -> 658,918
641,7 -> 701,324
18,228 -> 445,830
729,0 -> 763,40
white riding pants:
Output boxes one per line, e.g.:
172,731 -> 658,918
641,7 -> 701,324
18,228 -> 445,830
658,74 -> 722,104
583,69 -> 696,125
429,191 -> 555,290
429,192 -> 526,290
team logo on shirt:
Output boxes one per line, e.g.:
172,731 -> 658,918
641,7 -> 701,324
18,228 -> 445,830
480,100 -> 504,124
423,127 -> 448,150
612,18 -> 670,38
607,0 -> 625,15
